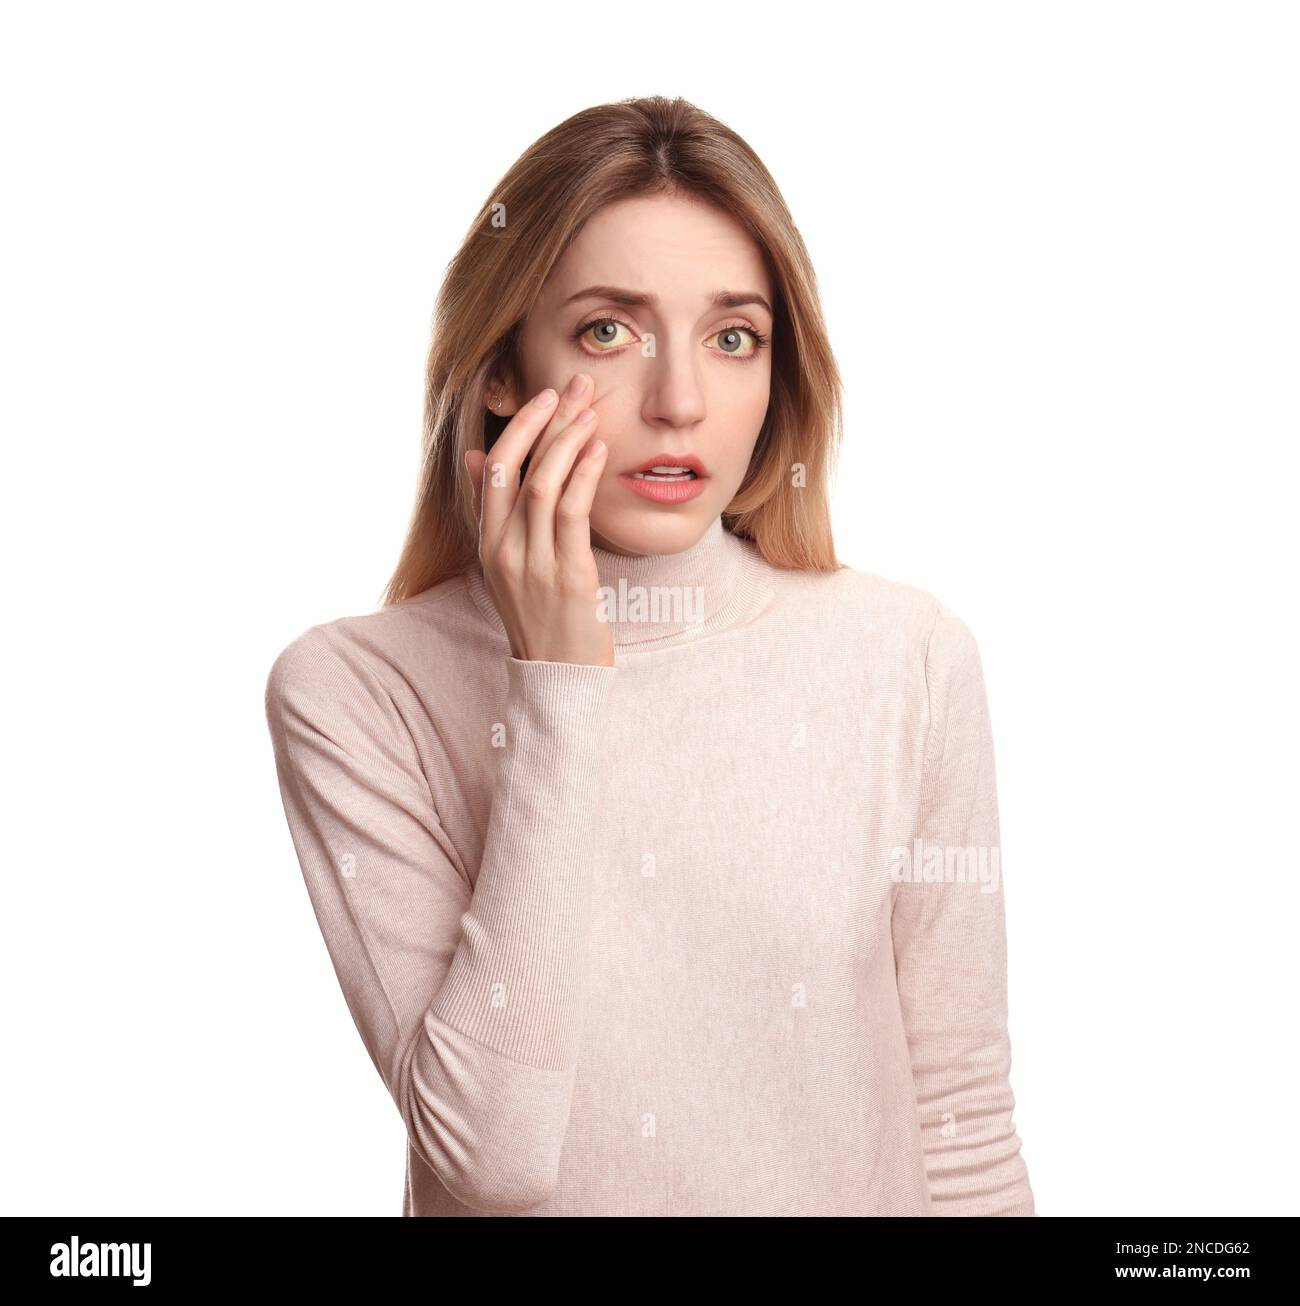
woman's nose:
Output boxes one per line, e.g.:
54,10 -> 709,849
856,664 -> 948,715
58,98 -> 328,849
640,353 -> 707,428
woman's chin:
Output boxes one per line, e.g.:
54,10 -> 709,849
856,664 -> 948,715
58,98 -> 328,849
589,508 -> 710,558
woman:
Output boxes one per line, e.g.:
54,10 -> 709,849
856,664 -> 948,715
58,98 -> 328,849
265,95 -> 1036,1217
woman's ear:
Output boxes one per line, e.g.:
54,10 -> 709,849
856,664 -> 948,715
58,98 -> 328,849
485,375 -> 521,417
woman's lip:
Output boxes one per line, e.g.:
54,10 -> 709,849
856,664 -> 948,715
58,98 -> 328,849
624,454 -> 709,476
619,471 -> 709,504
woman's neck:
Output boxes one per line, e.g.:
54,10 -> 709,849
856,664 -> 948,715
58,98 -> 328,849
590,516 -> 742,645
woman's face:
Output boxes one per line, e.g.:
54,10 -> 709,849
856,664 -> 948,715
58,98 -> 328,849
505,192 -> 774,557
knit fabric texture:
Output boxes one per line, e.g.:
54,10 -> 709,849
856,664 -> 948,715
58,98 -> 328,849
265,517 -> 1035,1216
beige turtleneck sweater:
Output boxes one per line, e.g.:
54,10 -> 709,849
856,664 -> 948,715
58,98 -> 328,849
264,517 -> 1035,1216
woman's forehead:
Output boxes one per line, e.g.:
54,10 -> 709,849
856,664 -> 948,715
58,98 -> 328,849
544,196 -> 772,308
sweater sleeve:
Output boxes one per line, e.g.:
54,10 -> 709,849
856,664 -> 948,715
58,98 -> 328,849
265,624 -> 617,1214
890,605 -> 1036,1216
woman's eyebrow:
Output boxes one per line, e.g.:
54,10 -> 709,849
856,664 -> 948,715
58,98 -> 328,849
561,284 -> 773,316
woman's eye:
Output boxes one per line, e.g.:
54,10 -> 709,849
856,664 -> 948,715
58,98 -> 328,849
580,319 -> 636,351
577,319 -> 763,358
707,327 -> 758,358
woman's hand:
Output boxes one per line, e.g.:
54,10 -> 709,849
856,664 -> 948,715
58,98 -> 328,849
465,372 -> 613,667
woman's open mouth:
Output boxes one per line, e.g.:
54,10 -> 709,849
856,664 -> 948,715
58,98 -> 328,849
621,455 -> 709,504
630,466 -> 698,482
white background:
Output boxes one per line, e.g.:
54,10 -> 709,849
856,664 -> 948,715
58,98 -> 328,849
2,1 -> 1296,1217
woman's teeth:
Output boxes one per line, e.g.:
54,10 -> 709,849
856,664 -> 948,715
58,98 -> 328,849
631,466 -> 697,481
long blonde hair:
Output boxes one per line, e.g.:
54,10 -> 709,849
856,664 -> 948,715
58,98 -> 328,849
383,95 -> 844,605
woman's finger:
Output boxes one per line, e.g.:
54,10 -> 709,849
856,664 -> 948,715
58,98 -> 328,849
479,387 -> 559,546
518,408 -> 599,565
514,373 -> 593,505
555,435 -> 606,567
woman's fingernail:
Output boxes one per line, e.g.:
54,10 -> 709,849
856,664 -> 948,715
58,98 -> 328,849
566,373 -> 588,397
535,388 -> 557,408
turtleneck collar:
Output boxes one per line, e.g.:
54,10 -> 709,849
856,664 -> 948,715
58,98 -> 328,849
464,515 -> 769,650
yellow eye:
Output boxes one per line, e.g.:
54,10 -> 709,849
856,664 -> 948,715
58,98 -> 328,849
580,319 -> 636,351
706,326 -> 759,358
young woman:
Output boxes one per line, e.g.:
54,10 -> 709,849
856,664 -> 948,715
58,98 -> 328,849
266,95 -> 1036,1217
